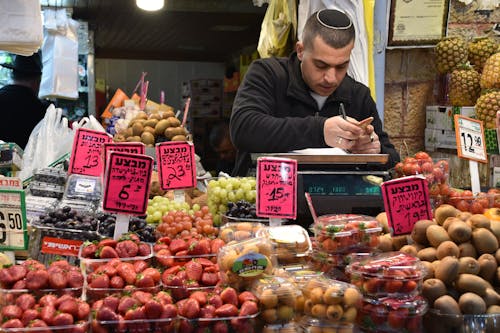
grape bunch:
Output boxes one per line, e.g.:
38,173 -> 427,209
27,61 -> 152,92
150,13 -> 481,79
97,213 -> 156,243
36,206 -> 98,231
145,196 -> 193,224
207,177 -> 256,226
226,200 -> 258,219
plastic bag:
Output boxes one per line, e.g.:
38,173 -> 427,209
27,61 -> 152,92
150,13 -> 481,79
257,0 -> 297,58
39,9 -> 79,100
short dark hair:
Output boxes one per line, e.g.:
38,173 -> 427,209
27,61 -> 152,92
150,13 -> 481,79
209,121 -> 230,149
302,9 -> 355,50
11,70 -> 41,82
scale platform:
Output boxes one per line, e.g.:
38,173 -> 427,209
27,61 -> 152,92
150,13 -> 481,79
251,153 -> 391,227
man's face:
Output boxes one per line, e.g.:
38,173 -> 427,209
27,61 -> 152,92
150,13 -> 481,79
215,137 -> 236,162
297,36 -> 354,96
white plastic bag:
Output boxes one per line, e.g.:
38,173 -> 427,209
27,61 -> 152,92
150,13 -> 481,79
39,9 -> 79,100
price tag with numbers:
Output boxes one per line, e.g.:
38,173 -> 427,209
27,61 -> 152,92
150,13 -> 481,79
103,152 -> 153,215
256,157 -> 297,219
454,115 -> 487,163
381,175 -> 433,236
69,128 -> 113,176
156,141 -> 196,190
0,189 -> 28,250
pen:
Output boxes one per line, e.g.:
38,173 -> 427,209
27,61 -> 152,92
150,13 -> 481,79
339,103 -> 347,120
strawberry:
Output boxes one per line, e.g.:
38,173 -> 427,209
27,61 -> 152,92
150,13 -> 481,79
116,240 -> 139,258
175,250 -> 189,257
2,305 -> 22,319
156,291 -> 174,305
185,260 -> 203,281
9,265 -> 28,281
210,238 -> 226,254
212,321 -> 229,333
89,273 -> 110,289
54,294 -> 74,307
125,233 -> 141,244
157,236 -> 171,245
161,304 -> 178,318
133,260 -> 149,273
102,295 -> 120,312
25,269 -> 49,289
12,279 -> 26,289
58,298 -> 79,318
162,274 -> 183,287
214,303 -> 238,317
163,265 -> 181,276
40,305 -> 56,325
189,290 -> 208,306
15,293 -> 36,311
98,239 -> 118,248
116,262 -> 137,285
98,246 -> 119,258
110,275 -> 125,289
220,287 -> 238,306
169,239 -> 188,254
179,298 -> 200,319
22,259 -> 45,271
124,306 -> 146,321
21,309 -> 38,326
48,270 -> 68,289
77,301 -> 90,320
156,249 -> 175,267
81,243 -> 98,258
142,267 -> 161,283
178,319 -> 195,333
145,300 -> 163,319
1,319 -> 23,329
239,300 -> 258,316
96,306 -> 119,322
187,240 -> 208,255
201,272 -> 219,286
0,267 -> 15,287
118,296 -> 139,315
67,270 -> 84,288
208,294 -> 223,309
136,274 -> 155,288
39,294 -> 58,307
138,243 -> 151,256
49,260 -> 71,271
132,290 -> 153,305
196,257 -> 215,267
238,291 -> 258,305
199,304 -> 216,320
153,243 -> 169,252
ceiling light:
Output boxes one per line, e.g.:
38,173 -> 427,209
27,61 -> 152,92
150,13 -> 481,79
136,0 -> 164,11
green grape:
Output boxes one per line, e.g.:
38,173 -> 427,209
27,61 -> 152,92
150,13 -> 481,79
188,209 -> 194,215
219,189 -> 228,200
152,210 -> 162,222
213,214 -> 221,227
235,188 -> 245,201
219,177 -> 229,188
159,204 -> 168,213
152,196 -> 163,203
208,179 -> 219,188
245,189 -> 256,202
146,206 -> 155,215
192,203 -> 201,212
145,215 -> 156,224
218,204 -> 228,214
230,177 -> 240,189
241,182 -> 252,192
225,183 -> 233,192
227,191 -> 236,202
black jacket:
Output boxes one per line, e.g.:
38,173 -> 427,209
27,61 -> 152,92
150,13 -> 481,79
230,53 -> 400,176
0,84 -> 46,149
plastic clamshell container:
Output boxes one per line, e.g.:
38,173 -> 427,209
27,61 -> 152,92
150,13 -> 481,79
161,284 -> 217,302
154,251 -> 217,268
91,317 -> 177,333
178,313 -> 259,333
252,275 -> 302,324
0,321 -> 89,333
29,181 -> 65,199
219,221 -> 265,243
312,216 -> 382,253
307,250 -> 349,282
357,295 -> 428,333
33,167 -> 67,185
86,285 -> 161,304
300,316 -> 355,333
262,322 -> 302,333
57,199 -> 97,215
221,214 -> 269,226
0,287 -> 84,305
0,142 -> 23,170
64,174 -> 102,202
301,276 -> 362,324
217,237 -> 276,290
256,224 -> 312,266
346,251 -> 426,298
424,309 -> 500,333
285,268 -> 324,289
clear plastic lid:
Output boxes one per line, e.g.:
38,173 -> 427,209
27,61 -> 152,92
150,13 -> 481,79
299,316 -> 355,330
29,181 -> 65,198
219,221 -> 265,243
346,251 -> 425,279
33,167 -> 67,185
315,214 -> 371,225
64,174 -> 102,202
360,295 -> 428,315
256,224 -> 312,256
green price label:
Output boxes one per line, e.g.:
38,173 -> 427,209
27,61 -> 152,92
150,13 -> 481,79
0,189 -> 28,251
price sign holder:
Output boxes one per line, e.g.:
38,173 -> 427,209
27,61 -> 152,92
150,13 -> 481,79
0,189 -> 28,251
381,175 -> 433,236
256,157 -> 298,225
68,128 -> 112,177
103,152 -> 153,239
454,115 -> 487,194
156,141 -> 196,192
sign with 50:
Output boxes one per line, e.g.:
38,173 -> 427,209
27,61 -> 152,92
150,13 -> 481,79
0,189 -> 28,251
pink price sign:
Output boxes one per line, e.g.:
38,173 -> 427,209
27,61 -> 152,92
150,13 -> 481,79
256,157 -> 297,219
69,128 -> 112,176
103,142 -> 145,170
103,152 -> 153,215
156,141 -> 196,190
381,175 -> 433,236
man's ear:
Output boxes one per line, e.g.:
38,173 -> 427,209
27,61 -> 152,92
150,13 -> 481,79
296,41 -> 304,61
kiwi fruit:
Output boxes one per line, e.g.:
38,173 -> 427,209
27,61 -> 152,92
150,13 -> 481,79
377,234 -> 393,252
124,127 -> 134,138
421,261 -> 434,279
436,241 -> 460,259
375,212 -> 389,233
155,119 -> 170,136
167,116 -> 181,127
478,253 -> 498,281
487,305 -> 500,314
417,247 -> 437,262
496,248 -> 500,265
442,217 -> 460,230
458,257 -> 480,275
458,292 -> 486,314
391,235 -> 408,250
113,134 -> 126,142
149,113 -> 163,121
136,111 -> 148,120
171,135 -> 187,141
141,132 -> 155,145
434,295 -> 461,315
132,122 -> 144,136
434,204 -> 458,225
447,220 -> 472,243
458,242 -> 477,258
455,274 -> 490,296
143,126 -> 155,134
411,219 -> 436,245
165,127 -> 178,139
456,211 -> 472,221
434,256 -> 459,284
399,244 -> 419,257
126,135 -> 142,142
426,225 -> 450,248
144,118 -> 159,128
467,214 -> 491,229
489,221 -> 500,241
422,278 -> 447,304
483,288 -> 500,307
472,228 -> 499,254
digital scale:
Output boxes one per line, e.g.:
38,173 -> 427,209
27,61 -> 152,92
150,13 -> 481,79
252,152 -> 391,226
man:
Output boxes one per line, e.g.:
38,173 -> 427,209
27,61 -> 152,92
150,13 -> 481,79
0,51 -> 47,148
209,121 -> 237,175
230,9 -> 399,176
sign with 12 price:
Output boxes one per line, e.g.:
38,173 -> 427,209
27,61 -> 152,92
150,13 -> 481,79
454,115 -> 487,163
256,157 -> 297,219
103,152 -> 153,215
69,128 -> 113,176
0,189 -> 28,250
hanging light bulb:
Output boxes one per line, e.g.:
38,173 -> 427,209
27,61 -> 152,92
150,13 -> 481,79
136,0 -> 164,11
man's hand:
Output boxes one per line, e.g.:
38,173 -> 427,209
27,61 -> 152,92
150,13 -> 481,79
324,116 -> 363,150
350,124 -> 381,154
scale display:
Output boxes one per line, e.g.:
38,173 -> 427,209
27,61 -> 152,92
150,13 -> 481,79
302,174 -> 382,196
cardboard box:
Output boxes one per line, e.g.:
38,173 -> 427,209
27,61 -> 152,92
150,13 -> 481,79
425,128 -> 457,151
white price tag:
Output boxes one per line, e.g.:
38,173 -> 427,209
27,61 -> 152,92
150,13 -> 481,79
454,115 -> 487,163
0,190 -> 28,250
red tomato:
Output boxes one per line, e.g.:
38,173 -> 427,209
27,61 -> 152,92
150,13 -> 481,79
415,151 -> 430,161
469,201 -> 485,214
420,161 -> 433,173
456,200 -> 471,212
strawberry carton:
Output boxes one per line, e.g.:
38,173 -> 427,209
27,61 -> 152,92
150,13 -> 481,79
300,276 -> 362,325
252,275 -> 302,325
357,295 -> 428,333
299,316 -> 355,333
345,252 -> 426,298
255,224 -> 312,267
